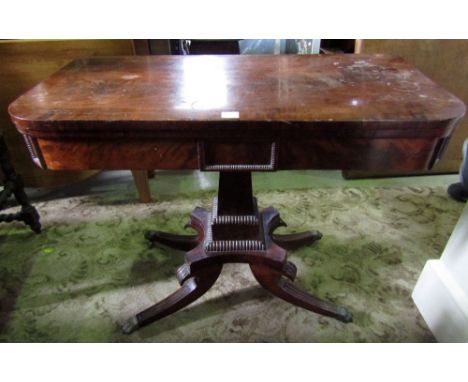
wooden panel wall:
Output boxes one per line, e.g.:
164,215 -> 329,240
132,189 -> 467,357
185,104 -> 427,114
0,39 -> 134,187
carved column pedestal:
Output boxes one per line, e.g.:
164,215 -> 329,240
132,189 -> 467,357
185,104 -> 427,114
122,172 -> 352,334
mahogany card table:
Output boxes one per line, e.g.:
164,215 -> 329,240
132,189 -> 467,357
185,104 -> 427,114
8,54 -> 466,334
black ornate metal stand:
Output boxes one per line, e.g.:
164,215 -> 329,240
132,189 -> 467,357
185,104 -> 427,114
0,132 -> 41,233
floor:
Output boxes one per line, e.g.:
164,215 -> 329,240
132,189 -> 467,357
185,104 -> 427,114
1,169 -> 463,342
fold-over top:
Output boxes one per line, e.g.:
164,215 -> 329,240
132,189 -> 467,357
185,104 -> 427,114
8,54 -> 466,139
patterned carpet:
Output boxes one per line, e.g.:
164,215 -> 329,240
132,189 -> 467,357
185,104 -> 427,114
0,186 -> 463,342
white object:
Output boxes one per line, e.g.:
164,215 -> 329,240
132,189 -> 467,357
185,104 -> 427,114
412,202 -> 468,342
221,111 -> 239,119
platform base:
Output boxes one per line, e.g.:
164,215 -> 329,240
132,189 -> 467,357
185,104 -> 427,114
123,200 -> 352,334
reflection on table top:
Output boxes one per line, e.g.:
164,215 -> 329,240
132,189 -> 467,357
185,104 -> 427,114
9,54 -> 465,133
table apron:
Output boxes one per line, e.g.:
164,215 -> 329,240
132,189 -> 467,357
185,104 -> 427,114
27,136 -> 445,171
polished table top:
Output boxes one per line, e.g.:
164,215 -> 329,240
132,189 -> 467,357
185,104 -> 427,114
8,54 -> 466,171
9,54 -> 465,133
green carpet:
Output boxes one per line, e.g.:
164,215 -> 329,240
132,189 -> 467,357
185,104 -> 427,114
0,186 -> 463,342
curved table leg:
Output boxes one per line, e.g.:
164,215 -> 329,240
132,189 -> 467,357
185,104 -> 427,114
122,264 -> 223,334
145,230 -> 199,251
272,230 -> 323,251
250,263 -> 352,323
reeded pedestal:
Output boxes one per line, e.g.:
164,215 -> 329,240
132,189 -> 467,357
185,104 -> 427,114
122,172 -> 352,334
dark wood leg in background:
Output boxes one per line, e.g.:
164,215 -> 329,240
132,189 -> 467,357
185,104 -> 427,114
131,169 -> 152,203
123,171 -> 353,333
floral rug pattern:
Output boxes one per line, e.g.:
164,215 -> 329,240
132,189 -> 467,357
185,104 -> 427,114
0,186 -> 463,342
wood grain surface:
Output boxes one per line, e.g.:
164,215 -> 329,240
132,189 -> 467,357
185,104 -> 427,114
8,54 -> 466,171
